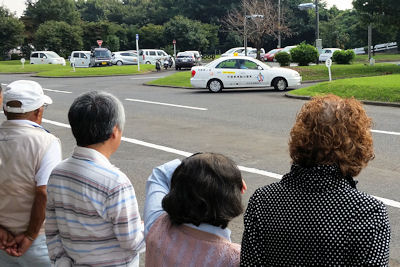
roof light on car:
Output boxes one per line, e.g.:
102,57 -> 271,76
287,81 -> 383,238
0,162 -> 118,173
191,70 -> 196,77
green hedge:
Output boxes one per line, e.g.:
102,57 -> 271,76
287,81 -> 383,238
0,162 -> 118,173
275,52 -> 291,66
290,43 -> 318,66
332,50 -> 355,64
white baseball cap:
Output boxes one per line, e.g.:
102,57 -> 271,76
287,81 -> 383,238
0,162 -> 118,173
3,80 -> 52,113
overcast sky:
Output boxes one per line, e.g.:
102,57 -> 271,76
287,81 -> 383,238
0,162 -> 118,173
1,0 -> 354,18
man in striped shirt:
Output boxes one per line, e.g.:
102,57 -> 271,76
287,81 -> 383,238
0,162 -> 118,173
45,91 -> 145,266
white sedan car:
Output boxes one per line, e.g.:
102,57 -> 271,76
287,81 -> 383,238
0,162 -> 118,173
190,56 -> 301,92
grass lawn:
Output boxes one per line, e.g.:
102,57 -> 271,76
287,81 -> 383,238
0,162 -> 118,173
146,63 -> 400,88
289,74 -> 400,103
354,53 -> 400,63
290,63 -> 400,81
147,71 -> 192,87
0,60 -> 154,77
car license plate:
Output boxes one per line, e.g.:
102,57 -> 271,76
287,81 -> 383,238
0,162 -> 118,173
102,62 -> 107,65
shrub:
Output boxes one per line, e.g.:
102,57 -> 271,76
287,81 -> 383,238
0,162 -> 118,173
275,52 -> 291,66
332,50 -> 355,64
10,53 -> 21,60
290,43 -> 318,66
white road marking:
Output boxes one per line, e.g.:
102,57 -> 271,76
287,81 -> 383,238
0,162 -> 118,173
130,76 -> 166,80
41,117 -> 400,209
2,83 -> 72,94
43,88 -> 72,94
125,98 -> 208,111
372,129 -> 400,136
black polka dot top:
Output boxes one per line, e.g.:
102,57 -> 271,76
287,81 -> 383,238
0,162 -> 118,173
240,164 -> 390,266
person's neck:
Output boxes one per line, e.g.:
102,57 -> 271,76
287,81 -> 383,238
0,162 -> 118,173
86,143 -> 113,159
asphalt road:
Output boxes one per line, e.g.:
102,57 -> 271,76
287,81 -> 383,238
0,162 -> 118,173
1,71 -> 399,265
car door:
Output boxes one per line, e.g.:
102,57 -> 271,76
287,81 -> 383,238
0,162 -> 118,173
128,52 -> 137,64
234,59 -> 267,88
30,53 -> 39,64
80,52 -> 90,67
40,53 -> 48,64
214,59 -> 243,88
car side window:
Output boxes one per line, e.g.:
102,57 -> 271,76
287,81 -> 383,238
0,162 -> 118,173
73,52 -> 79,58
80,53 -> 87,58
245,60 -> 258,70
40,53 -> 46,58
31,53 -> 38,58
149,51 -> 156,56
216,59 -> 236,69
157,51 -> 163,56
121,53 -> 129,56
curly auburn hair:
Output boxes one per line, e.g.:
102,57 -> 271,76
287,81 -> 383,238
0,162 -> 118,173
289,94 -> 374,177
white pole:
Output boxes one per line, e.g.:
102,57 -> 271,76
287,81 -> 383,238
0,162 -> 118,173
278,0 -> 281,48
136,34 -> 140,72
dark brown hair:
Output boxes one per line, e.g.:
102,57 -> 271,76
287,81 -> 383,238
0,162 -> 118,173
162,152 -> 244,228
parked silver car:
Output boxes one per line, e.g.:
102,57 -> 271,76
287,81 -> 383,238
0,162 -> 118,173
112,51 -> 138,65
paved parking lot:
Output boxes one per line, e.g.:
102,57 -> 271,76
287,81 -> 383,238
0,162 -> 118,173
1,73 -> 400,265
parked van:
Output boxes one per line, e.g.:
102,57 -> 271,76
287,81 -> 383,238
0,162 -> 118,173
30,51 -> 66,65
90,47 -> 112,67
139,49 -> 170,65
70,51 -> 91,67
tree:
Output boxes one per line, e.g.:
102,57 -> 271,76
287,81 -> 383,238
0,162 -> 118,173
25,0 -> 81,27
34,21 -> 83,58
0,6 -> 25,59
163,16 -> 219,53
353,0 -> 400,51
224,0 -> 290,59
81,21 -> 126,51
138,24 -> 164,49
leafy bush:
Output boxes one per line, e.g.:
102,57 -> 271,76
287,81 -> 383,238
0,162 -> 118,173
332,50 -> 355,64
10,53 -> 21,60
290,43 -> 318,66
275,52 -> 291,66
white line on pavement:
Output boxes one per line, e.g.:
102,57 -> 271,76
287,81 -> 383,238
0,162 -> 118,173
41,117 -> 400,209
130,76 -> 166,80
125,98 -> 208,111
372,129 -> 400,136
43,88 -> 72,94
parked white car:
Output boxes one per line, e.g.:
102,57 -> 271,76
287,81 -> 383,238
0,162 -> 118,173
239,48 -> 265,58
139,49 -> 170,65
112,51 -> 138,65
319,48 -> 341,62
221,47 -> 255,57
69,51 -> 91,67
30,51 -> 66,65
280,45 -> 297,54
190,56 -> 301,92
185,50 -> 202,64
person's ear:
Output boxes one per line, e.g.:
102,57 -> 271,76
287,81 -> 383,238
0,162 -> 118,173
241,179 -> 247,194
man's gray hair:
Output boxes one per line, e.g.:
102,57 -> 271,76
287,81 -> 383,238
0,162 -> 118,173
68,91 -> 125,147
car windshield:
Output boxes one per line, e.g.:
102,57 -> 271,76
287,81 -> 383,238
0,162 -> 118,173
95,50 -> 111,57
47,52 -> 61,58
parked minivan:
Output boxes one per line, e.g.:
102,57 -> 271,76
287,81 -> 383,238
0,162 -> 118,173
139,49 -> 170,65
30,51 -> 66,65
70,51 -> 91,67
90,48 -> 112,67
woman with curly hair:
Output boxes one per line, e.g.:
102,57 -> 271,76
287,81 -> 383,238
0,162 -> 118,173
240,95 -> 391,266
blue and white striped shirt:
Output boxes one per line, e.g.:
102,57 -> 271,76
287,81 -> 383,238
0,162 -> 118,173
46,146 -> 145,266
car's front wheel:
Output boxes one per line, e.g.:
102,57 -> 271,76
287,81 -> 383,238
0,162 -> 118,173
273,77 -> 287,91
116,61 -> 123,66
208,79 -> 223,93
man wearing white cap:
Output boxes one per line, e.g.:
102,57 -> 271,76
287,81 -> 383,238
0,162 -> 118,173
0,80 -> 61,266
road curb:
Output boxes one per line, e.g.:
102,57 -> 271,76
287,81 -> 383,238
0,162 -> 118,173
143,83 -> 194,89
284,93 -> 400,108
32,71 -> 154,79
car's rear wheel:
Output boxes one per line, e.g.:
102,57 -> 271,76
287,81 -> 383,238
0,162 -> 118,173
273,77 -> 287,91
208,79 -> 223,93
145,61 -> 151,64
116,61 -> 123,66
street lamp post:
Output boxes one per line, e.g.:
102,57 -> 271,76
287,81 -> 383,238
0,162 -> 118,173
278,0 -> 281,48
244,14 -> 264,56
298,0 -> 321,53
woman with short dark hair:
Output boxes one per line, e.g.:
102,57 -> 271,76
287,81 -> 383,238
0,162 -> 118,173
144,152 -> 246,267
240,95 -> 390,266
